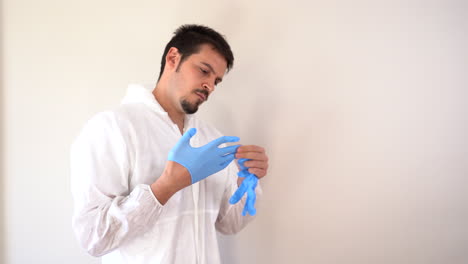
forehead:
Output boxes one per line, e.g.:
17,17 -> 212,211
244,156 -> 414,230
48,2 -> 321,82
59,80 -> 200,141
188,44 -> 228,75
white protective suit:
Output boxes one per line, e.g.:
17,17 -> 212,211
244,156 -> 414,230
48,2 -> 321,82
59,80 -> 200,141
71,84 -> 261,264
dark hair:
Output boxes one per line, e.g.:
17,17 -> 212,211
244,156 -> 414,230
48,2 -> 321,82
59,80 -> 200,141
158,24 -> 234,81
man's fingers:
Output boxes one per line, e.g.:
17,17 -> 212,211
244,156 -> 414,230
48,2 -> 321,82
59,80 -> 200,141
235,153 -> 269,178
218,145 -> 240,155
235,151 -> 268,161
243,160 -> 268,170
236,145 -> 265,154
237,158 -> 250,166
248,168 -> 267,178
219,153 -> 236,167
208,136 -> 240,148
237,170 -> 250,178
180,128 -> 197,144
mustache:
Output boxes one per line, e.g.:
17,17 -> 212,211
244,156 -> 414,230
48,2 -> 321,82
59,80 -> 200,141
194,89 -> 209,100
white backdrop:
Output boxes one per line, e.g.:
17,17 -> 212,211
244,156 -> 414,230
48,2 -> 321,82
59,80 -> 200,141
2,0 -> 468,263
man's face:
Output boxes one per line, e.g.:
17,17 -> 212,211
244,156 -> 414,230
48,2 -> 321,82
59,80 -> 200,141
168,44 -> 227,114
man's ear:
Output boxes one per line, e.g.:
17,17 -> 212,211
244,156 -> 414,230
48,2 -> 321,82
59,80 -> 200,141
166,47 -> 181,71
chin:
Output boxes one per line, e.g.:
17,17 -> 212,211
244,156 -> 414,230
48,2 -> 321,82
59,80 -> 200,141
181,100 -> 200,114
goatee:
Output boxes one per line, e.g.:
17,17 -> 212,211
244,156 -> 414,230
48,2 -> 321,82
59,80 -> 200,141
180,89 -> 208,114
181,99 -> 199,114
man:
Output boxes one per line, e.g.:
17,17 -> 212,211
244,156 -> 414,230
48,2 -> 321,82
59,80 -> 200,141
71,24 -> 269,264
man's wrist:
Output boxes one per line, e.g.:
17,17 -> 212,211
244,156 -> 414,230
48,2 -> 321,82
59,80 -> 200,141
151,178 -> 173,205
150,161 -> 191,205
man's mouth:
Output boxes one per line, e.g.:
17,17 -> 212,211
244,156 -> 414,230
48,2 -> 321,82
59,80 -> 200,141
195,90 -> 208,101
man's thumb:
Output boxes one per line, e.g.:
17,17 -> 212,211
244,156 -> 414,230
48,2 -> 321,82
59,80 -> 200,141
181,128 -> 197,143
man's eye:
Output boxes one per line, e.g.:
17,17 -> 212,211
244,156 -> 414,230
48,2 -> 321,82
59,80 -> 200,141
200,68 -> 208,74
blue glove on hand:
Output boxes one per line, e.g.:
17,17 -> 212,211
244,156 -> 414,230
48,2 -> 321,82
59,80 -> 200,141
229,158 -> 259,216
168,128 -> 240,184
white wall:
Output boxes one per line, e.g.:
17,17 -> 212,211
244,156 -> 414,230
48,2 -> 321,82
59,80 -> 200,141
0,0 -> 5,260
2,0 -> 468,263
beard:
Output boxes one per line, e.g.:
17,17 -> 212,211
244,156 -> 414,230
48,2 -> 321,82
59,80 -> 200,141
181,99 -> 199,114
180,89 -> 209,114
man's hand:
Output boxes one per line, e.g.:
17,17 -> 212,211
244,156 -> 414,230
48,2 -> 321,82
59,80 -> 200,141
235,145 -> 269,179
169,128 -> 240,183
229,158 -> 260,215
229,145 -> 269,216
151,128 -> 240,205
151,161 -> 191,205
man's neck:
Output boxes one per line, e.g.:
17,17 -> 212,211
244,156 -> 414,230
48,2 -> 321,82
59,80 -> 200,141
153,83 -> 185,134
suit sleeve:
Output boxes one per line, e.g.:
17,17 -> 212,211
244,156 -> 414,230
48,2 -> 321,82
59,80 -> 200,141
70,112 -> 163,256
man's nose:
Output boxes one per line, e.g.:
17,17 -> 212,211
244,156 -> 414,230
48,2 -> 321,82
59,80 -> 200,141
202,83 -> 214,93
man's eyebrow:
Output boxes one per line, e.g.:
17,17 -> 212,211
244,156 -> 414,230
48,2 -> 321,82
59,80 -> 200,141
201,62 -> 223,83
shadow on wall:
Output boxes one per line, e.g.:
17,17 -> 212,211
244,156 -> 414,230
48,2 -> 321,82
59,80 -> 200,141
0,0 -> 5,262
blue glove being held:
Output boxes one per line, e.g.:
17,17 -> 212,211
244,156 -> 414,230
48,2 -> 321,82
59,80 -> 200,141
168,128 -> 240,184
229,158 -> 259,216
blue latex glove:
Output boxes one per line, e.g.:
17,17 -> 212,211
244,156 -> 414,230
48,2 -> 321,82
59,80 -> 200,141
168,128 -> 240,184
229,158 -> 259,216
